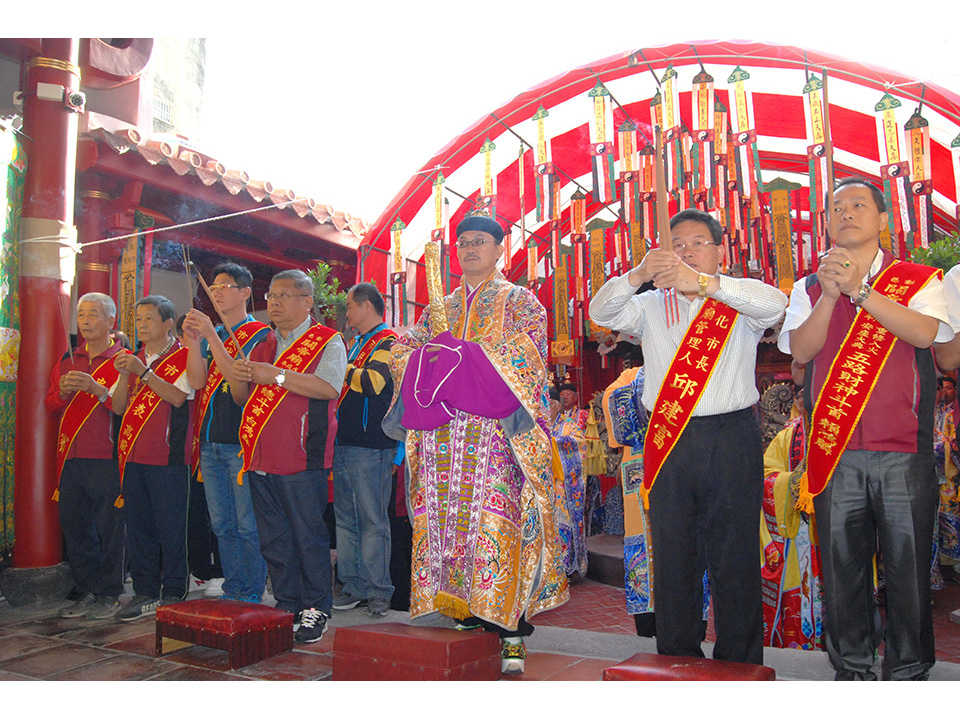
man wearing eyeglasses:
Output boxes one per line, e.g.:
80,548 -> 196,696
590,208 -> 787,666
231,269 -> 347,643
183,263 -> 271,605
383,212 -> 569,674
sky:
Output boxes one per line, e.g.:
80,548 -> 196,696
192,0 -> 959,228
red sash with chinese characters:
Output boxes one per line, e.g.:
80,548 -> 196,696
190,320 -> 268,475
54,354 -> 123,494
116,346 -> 189,503
641,297 -> 740,508
798,260 -> 941,511
338,326 -> 396,404
238,324 -> 333,483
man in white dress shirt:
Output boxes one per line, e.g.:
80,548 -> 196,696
591,208 -> 787,665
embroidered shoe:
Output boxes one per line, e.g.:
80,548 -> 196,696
501,638 -> 526,674
294,608 -> 329,643
59,592 -> 97,618
454,616 -> 484,632
117,595 -> 161,622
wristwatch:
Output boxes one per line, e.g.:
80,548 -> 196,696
697,273 -> 710,298
275,368 -> 287,387
853,281 -> 872,306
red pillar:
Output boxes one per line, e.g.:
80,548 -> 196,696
13,39 -> 81,571
77,176 -> 111,297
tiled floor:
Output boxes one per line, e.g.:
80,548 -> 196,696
0,572 -> 957,681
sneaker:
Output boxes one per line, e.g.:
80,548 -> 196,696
501,638 -> 526,674
86,596 -> 120,620
117,595 -> 161,622
203,577 -> 225,598
292,610 -> 302,632
332,592 -> 366,610
294,608 -> 329,643
160,596 -> 183,607
59,592 -> 97,618
367,597 -> 390,617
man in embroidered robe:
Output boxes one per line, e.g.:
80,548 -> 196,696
112,296 -> 195,621
332,282 -> 398,617
552,380 -> 588,575
780,178 -> 952,680
383,213 -> 568,674
931,376 -> 960,586
183,263 -> 270,604
231,269 -> 347,643
45,293 -> 126,620
591,208 -> 786,665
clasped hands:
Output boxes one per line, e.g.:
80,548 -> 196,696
629,248 -> 701,293
815,248 -> 861,300
232,357 -> 280,386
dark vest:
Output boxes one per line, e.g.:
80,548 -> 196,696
803,250 -> 936,454
245,327 -> 338,474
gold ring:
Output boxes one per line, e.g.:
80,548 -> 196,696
843,261 -> 851,267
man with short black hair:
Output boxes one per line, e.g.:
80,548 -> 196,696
46,292 -> 126,620
332,282 -> 398,617
231,269 -> 347,643
183,262 -> 270,603
591,207 -> 787,665
112,295 -> 195,621
780,178 -> 952,679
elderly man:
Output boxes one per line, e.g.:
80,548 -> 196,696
590,207 -> 787,665
45,293 -> 126,620
332,282 -> 398,617
112,295 -> 194,621
231,269 -> 347,643
383,211 -> 568,674
183,262 -> 270,604
782,178 -> 952,680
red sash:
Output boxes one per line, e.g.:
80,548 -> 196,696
190,320 -> 268,475
641,297 -> 740,508
116,346 -> 189,505
53,353 -> 123,497
238,324 -> 334,483
798,260 -> 941,511
338,326 -> 396,404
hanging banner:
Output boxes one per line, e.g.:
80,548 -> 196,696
904,109 -> 932,251
587,218 -> 615,337
390,220 -> 407,327
765,177 -> 800,293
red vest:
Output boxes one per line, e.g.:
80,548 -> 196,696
805,251 -> 937,454
124,341 -> 191,467
244,326 -> 339,475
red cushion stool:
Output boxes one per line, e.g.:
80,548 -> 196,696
333,622 -> 501,680
156,599 -> 293,669
603,652 -> 776,681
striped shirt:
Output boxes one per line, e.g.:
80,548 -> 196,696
590,273 -> 787,416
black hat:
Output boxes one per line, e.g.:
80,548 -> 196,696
559,383 -> 577,393
456,212 -> 504,244
548,386 -> 560,401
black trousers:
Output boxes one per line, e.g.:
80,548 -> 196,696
648,407 -> 764,665
814,449 -> 937,680
59,458 -> 125,598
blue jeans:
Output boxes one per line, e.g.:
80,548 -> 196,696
200,442 -> 267,601
249,468 -> 332,614
332,445 -> 394,601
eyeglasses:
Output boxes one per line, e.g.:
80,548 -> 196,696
672,239 -> 719,253
456,237 -> 492,248
208,283 -> 240,292
264,292 -> 311,302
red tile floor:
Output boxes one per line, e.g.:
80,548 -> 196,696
0,574 -> 957,681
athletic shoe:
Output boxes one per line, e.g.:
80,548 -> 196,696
367,597 -> 390,617
203,578 -> 225,598
59,592 -> 97,618
294,608 -> 328,643
117,595 -> 161,622
332,592 -> 366,610
86,596 -> 120,620
160,596 -> 184,607
501,638 -> 526,674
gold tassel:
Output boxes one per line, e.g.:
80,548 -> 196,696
114,494 -> 124,509
795,471 -> 815,515
51,488 -> 59,502
432,591 -> 471,620
639,486 -> 650,511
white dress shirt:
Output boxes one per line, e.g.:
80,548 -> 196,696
778,247 -> 953,355
590,273 -> 787,416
